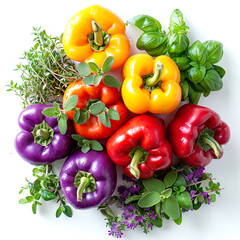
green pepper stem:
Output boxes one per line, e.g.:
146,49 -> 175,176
36,129 -> 50,140
92,21 -> 103,47
201,134 -> 223,158
145,62 -> 164,87
129,149 -> 144,179
77,177 -> 91,202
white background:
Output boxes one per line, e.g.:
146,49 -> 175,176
1,0 -> 240,239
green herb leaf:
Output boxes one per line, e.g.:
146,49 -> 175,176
169,9 -> 188,33
142,178 -> 165,194
63,95 -> 78,112
19,198 -> 29,204
71,134 -> 85,146
163,171 -> 177,188
90,140 -> 103,151
188,85 -> 201,104
77,62 -> 91,77
127,14 -> 162,33
188,40 -> 207,65
42,107 -> 58,118
149,217 -> 163,228
82,74 -> 94,85
62,205 -> 73,217
210,194 -> 216,202
93,74 -> 102,86
162,196 -> 180,220
102,56 -> 114,73
200,69 -> 223,91
161,188 -> 172,198
125,195 -> 141,204
81,145 -> 91,153
102,75 -> 121,88
98,111 -> 111,128
213,65 -> 225,78
168,33 -> 189,54
57,113 -> 68,135
88,62 -> 100,73
173,207 -> 182,225
180,80 -> 189,100
203,40 -> 223,64
56,206 -> 63,218
173,57 -> 191,71
73,109 -> 90,125
138,192 -> 161,208
175,192 -> 193,210
188,66 -> 206,84
89,101 -> 105,115
41,189 -> 57,201
32,202 -> 37,214
108,108 -> 120,121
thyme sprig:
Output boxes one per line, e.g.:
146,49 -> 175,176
7,27 -> 79,108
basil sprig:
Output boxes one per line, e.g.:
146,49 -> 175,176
127,9 -> 225,104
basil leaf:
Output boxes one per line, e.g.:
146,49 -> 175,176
89,101 -> 105,115
188,40 -> 207,65
169,9 -> 188,33
175,192 -> 193,210
102,56 -> 114,73
173,57 -> 191,71
168,33 -> 189,54
63,95 -> 78,112
188,85 -> 201,104
213,65 -> 226,78
88,62 -> 100,73
137,32 -> 168,56
102,75 -> 121,88
200,69 -> 223,91
77,62 -> 91,77
180,80 -> 189,100
108,108 -> 120,121
82,74 -> 94,85
138,192 -> 161,208
127,15 -> 162,33
142,178 -> 165,194
162,196 -> 180,220
188,66 -> 206,84
163,171 -> 177,188
203,40 -> 223,64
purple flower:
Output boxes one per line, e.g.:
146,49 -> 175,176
190,190 -> 197,200
134,215 -> 144,223
108,223 -> 123,238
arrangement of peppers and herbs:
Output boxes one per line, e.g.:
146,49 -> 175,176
8,5 -> 230,238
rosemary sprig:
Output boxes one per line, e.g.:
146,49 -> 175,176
6,27 -> 79,108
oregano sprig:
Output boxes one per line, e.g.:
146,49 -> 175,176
77,56 -> 121,88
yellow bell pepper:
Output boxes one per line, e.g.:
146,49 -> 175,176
121,54 -> 181,114
62,5 -> 130,70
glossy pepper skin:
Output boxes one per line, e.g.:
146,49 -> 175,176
63,79 -> 128,140
59,149 -> 117,209
168,103 -> 230,167
62,5 -> 130,70
107,115 -> 172,179
121,53 -> 181,114
15,104 -> 74,165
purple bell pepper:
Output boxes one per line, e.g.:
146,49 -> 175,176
59,149 -> 117,209
15,104 -> 74,164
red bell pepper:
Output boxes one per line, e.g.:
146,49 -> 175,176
167,103 -> 230,167
63,79 -> 128,140
106,115 -> 172,179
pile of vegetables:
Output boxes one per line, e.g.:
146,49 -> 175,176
8,5 -> 230,238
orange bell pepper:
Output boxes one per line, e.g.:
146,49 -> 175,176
121,54 -> 182,114
62,5 -> 130,70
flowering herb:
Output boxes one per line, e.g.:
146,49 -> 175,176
19,164 -> 72,218
98,163 -> 222,238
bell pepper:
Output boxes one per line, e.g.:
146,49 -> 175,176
15,104 -> 74,164
167,103 -> 230,167
63,79 -> 128,139
106,115 -> 172,179
121,53 -> 182,114
59,149 -> 117,209
62,5 -> 130,70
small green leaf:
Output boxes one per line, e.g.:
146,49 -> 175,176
161,188 -> 172,198
77,62 -> 91,76
138,192 -> 161,208
175,192 -> 193,210
173,207 -> 182,225
41,189 -> 57,201
88,62 -> 100,73
93,74 -> 102,86
63,205 -> 72,217
32,202 -> 37,214
162,196 -> 180,220
210,194 -> 216,202
82,74 -> 94,85
57,114 -> 68,135
149,217 -> 163,228
63,95 -> 78,112
108,108 -> 120,121
81,144 -> 91,153
142,178 -> 165,194
102,56 -> 114,73
125,195 -> 141,204
90,140 -> 103,151
42,107 -> 57,118
19,198 -> 28,204
98,111 -> 111,128
71,134 -> 85,146
34,193 -> 41,200
26,196 -> 34,202
163,171 -> 178,188
73,109 -> 89,125
53,102 -> 61,114
56,206 -> 63,218
102,75 -> 121,88
197,195 -> 205,203
89,101 -> 105,115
